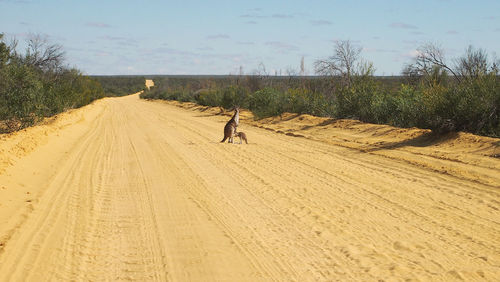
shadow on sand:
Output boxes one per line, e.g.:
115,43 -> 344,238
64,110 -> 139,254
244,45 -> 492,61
363,131 -> 460,153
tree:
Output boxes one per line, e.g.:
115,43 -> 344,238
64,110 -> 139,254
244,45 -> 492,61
455,45 -> 489,80
300,56 -> 305,76
23,34 -> 65,72
403,43 -> 460,82
314,40 -> 362,87
404,43 -> 499,84
0,33 -> 10,68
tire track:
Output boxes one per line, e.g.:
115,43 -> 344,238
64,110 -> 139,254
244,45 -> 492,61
0,94 -> 498,281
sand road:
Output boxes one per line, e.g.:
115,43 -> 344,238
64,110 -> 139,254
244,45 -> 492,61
0,93 -> 499,281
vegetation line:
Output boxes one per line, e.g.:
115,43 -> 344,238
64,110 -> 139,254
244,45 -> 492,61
0,33 -> 145,133
141,40 -> 499,138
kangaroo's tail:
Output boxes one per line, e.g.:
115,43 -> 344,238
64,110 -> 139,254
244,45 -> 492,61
220,136 -> 228,143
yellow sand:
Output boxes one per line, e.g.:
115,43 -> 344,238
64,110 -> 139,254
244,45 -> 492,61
0,93 -> 499,281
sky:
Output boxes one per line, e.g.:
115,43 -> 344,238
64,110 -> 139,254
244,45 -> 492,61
1,0 -> 499,75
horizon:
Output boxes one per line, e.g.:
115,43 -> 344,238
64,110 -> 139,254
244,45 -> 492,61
1,0 -> 499,76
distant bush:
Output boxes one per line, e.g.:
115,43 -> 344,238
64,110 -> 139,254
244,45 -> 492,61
140,84 -> 189,102
194,89 -> 222,107
248,88 -> 289,119
286,88 -> 331,116
92,76 -> 145,96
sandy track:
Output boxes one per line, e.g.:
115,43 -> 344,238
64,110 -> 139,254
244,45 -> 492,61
0,93 -> 499,281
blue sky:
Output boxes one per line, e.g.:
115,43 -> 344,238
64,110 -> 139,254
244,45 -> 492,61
1,0 -> 499,75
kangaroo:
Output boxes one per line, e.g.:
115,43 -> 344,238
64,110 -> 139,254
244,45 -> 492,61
234,131 -> 248,144
220,106 -> 240,143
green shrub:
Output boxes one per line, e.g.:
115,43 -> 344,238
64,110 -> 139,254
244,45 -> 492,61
452,74 -> 499,135
370,91 -> 396,124
392,84 -> 426,128
195,89 -> 222,107
287,88 -> 332,117
0,34 -> 104,132
0,64 -> 42,127
248,88 -> 289,119
221,85 -> 250,109
92,76 -> 145,96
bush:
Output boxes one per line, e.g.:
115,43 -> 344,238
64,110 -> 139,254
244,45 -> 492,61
452,74 -> 499,135
391,84 -> 426,128
370,91 -> 396,124
195,89 -> 222,107
92,76 -> 145,96
287,88 -> 332,117
221,86 -> 250,109
138,46 -> 499,137
248,88 -> 289,119
0,64 -> 43,127
0,33 -> 104,132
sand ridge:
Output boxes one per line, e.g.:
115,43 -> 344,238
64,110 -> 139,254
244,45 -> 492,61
167,100 -> 500,187
0,93 -> 499,280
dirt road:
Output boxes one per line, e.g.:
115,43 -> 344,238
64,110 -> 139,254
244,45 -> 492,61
0,93 -> 499,281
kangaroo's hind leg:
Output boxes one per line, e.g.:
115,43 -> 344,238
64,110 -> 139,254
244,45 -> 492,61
229,127 -> 235,143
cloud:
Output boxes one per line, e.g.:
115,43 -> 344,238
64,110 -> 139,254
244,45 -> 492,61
97,35 -> 138,47
389,22 -> 418,29
197,47 -> 214,51
272,14 -> 293,19
0,0 -> 32,3
265,41 -> 299,53
5,32 -> 65,42
495,28 -> 500,32
240,13 -> 266,19
446,30 -> 458,34
245,21 -> 258,25
5,32 -> 30,39
86,22 -> 111,28
150,47 -> 197,56
237,41 -> 255,45
363,47 -> 398,53
94,51 -> 111,57
206,34 -> 231,40
403,49 -> 421,59
328,38 -> 362,45
98,35 -> 126,41
309,20 -> 332,26
403,39 -> 419,45
240,14 -> 265,18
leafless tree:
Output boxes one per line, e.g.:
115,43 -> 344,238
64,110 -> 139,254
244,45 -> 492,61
492,55 -> 500,75
254,62 -> 268,77
24,34 -> 65,72
404,43 -> 460,82
404,43 -> 498,83
300,56 -> 305,76
455,45 -> 489,79
285,66 -> 298,76
314,40 -> 362,87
